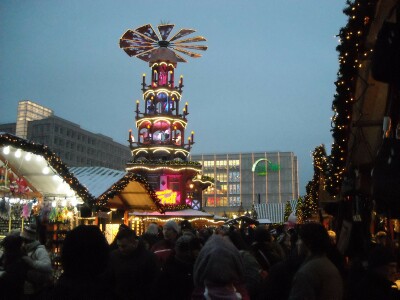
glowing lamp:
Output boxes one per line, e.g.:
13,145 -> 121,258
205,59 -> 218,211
129,129 -> 134,143
42,167 -> 50,175
3,146 -> 10,155
142,73 -> 146,85
15,149 -> 22,158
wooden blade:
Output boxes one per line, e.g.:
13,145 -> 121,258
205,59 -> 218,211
173,47 -> 202,58
134,24 -> 160,42
174,36 -> 206,44
169,28 -> 196,42
158,24 -> 175,41
172,44 -> 207,51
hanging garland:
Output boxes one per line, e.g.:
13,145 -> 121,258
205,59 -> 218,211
163,204 -> 191,212
1,133 -> 168,214
0,133 -> 96,206
96,172 -> 165,213
127,159 -> 202,167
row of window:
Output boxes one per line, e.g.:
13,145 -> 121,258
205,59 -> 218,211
54,125 -> 97,145
55,149 -> 127,166
202,160 -> 240,167
204,183 -> 241,195
51,137 -> 127,156
204,196 -> 241,207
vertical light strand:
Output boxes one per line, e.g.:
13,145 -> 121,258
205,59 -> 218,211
296,155 -> 300,199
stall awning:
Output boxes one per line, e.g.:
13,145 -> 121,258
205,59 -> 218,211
0,133 -> 92,202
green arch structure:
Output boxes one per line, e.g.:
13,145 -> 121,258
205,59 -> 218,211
252,158 -> 280,175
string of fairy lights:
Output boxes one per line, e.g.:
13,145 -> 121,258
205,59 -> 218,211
96,172 -> 164,212
0,133 -> 96,206
0,133 -> 165,214
309,0 -> 377,200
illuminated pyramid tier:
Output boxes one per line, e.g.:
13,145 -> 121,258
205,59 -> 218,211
120,24 -> 208,209
129,48 -> 192,162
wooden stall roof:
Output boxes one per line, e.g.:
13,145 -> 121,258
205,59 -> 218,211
70,166 -> 163,212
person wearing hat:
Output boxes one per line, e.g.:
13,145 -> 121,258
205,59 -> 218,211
140,223 -> 162,250
20,223 -> 53,297
151,220 -> 180,266
192,234 -> 249,300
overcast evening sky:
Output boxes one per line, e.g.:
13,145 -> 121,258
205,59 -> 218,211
0,1 -> 348,194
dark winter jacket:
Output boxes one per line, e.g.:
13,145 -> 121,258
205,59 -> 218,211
352,270 -> 400,300
157,254 -> 194,300
41,273 -> 115,300
107,243 -> 160,300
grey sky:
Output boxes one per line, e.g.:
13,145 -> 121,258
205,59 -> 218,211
0,0 -> 348,194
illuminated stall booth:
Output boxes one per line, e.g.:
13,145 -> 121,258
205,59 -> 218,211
71,166 -> 163,242
119,23 -> 212,219
0,133 -> 96,273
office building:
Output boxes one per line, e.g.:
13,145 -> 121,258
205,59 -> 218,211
16,100 -> 53,138
0,100 -> 131,170
190,152 -> 299,216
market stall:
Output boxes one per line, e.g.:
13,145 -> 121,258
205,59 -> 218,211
0,132 -> 97,274
70,166 -> 164,242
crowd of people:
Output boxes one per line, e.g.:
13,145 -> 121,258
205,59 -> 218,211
0,219 -> 399,300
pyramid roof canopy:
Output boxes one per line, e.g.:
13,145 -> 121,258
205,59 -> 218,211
70,166 -> 163,212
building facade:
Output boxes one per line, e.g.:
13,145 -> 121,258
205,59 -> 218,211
16,100 -> 53,138
190,152 -> 299,216
0,101 -> 131,170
